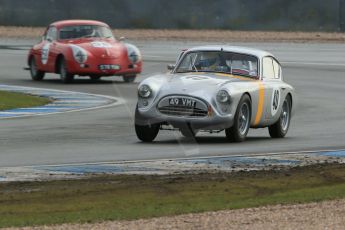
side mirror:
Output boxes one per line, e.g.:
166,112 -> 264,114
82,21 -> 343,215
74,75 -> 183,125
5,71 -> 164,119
167,64 -> 175,71
46,37 -> 53,43
119,36 -> 126,42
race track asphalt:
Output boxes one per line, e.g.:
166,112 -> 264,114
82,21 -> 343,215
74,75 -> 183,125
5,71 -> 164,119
0,38 -> 345,167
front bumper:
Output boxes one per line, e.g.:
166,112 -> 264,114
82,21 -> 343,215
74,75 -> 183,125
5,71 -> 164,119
67,58 -> 142,76
135,103 -> 235,131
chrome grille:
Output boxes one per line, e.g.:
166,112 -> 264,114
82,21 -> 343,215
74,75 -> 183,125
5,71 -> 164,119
158,106 -> 207,117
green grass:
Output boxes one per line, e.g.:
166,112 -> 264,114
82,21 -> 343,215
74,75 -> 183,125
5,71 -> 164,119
1,163 -> 345,227
0,90 -> 50,111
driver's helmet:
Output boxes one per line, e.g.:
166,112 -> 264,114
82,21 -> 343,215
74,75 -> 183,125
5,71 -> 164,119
197,52 -> 219,68
83,27 -> 96,37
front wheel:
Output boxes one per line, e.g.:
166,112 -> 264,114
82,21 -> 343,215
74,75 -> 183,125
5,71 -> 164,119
59,58 -> 74,83
269,96 -> 291,138
135,124 -> 160,142
225,94 -> 251,142
123,75 -> 136,83
29,57 -> 45,81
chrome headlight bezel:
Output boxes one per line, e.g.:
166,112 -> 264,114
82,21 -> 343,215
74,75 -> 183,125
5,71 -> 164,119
138,84 -> 152,98
70,45 -> 88,64
216,90 -> 231,103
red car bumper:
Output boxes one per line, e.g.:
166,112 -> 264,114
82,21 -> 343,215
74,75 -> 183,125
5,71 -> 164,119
67,57 -> 142,76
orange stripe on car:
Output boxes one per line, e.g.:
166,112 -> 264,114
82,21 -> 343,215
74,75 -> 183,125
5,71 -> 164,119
254,82 -> 265,125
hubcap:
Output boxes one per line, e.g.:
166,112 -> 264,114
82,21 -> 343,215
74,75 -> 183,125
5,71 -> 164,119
238,102 -> 250,135
280,99 -> 290,131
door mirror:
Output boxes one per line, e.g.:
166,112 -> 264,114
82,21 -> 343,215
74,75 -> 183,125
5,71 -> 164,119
167,64 -> 175,71
46,37 -> 53,43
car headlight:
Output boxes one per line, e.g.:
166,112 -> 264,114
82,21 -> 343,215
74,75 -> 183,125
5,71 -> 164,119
70,45 -> 88,63
138,84 -> 152,98
125,43 -> 141,63
216,90 -> 231,103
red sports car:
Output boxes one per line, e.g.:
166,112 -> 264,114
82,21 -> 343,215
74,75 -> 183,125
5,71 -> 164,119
27,20 -> 142,83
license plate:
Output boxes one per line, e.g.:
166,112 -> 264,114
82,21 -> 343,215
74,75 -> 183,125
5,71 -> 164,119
99,64 -> 120,70
169,97 -> 196,107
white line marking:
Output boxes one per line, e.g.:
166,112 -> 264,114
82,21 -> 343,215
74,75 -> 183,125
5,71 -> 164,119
0,85 -> 126,119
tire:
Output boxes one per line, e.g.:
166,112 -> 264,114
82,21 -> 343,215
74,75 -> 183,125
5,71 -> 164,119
135,123 -> 160,142
225,94 -> 251,142
59,58 -> 74,83
123,75 -> 136,83
29,56 -> 45,81
269,96 -> 291,138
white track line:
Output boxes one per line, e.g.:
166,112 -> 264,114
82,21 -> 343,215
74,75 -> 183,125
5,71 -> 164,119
0,85 -> 126,119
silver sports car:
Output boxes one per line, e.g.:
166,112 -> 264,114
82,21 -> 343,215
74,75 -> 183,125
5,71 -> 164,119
135,46 -> 295,142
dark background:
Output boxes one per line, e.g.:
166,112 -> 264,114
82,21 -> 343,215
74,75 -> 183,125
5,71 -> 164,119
0,0 -> 344,31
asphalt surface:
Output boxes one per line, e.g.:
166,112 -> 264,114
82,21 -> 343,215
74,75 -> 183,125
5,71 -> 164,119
0,38 -> 345,167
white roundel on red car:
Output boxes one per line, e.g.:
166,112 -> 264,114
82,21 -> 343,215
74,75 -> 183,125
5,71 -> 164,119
41,43 -> 50,65
271,88 -> 280,116
91,41 -> 112,48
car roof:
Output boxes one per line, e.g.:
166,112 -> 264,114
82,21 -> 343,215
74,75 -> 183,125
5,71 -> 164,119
186,45 -> 275,59
50,20 -> 109,29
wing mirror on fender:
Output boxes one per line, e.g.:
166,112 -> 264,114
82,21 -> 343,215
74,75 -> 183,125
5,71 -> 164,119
167,64 -> 175,70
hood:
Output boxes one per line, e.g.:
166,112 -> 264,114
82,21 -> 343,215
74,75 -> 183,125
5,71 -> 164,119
63,39 -> 126,59
159,72 -> 252,96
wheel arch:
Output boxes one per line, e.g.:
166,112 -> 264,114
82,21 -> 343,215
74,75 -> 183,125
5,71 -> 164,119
55,54 -> 65,73
28,54 -> 34,66
286,92 -> 292,107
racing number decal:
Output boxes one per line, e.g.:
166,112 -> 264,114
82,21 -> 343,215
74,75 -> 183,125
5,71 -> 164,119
41,43 -> 50,65
271,88 -> 280,116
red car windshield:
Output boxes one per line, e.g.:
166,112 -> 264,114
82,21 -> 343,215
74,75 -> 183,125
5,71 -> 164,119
59,25 -> 114,40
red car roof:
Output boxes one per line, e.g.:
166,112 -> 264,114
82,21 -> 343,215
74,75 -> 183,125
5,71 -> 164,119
50,20 -> 109,29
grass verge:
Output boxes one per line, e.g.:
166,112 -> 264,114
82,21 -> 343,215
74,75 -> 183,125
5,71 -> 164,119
1,163 -> 345,228
0,90 -> 50,111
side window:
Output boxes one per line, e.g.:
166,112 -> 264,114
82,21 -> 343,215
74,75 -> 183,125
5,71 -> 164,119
46,27 -> 57,41
262,57 -> 274,79
272,59 -> 281,79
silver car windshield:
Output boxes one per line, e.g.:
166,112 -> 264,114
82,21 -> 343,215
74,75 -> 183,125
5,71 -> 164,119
59,25 -> 114,40
175,51 -> 259,78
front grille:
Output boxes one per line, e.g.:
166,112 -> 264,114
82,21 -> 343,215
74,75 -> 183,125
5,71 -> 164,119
158,105 -> 208,117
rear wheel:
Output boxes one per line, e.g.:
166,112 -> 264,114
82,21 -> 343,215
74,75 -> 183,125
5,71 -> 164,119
269,96 -> 291,138
135,124 -> 160,142
59,58 -> 74,83
123,75 -> 136,83
29,57 -> 45,81
225,94 -> 251,142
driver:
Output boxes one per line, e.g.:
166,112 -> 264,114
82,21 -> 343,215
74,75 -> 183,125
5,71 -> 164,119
82,27 -> 97,38
197,52 -> 220,71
